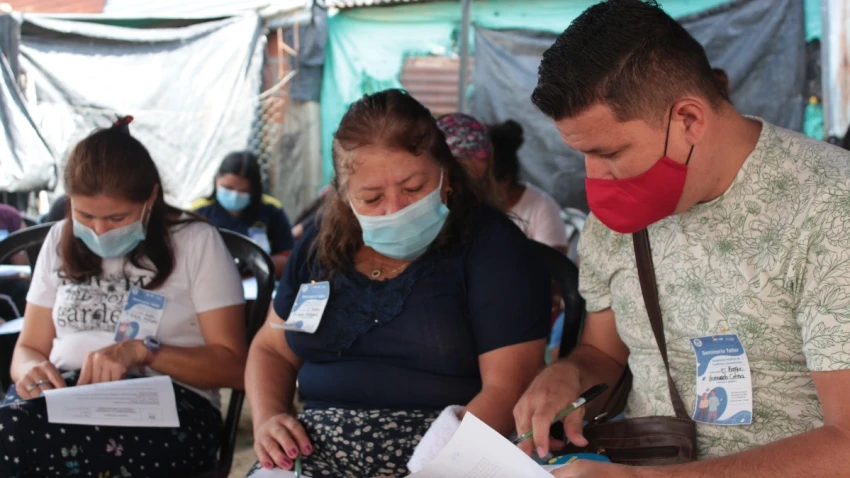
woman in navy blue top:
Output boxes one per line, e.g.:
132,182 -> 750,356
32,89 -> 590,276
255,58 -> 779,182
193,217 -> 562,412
192,152 -> 294,277
244,90 -> 549,478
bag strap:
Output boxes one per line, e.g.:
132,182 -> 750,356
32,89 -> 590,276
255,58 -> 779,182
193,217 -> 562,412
632,229 -> 690,420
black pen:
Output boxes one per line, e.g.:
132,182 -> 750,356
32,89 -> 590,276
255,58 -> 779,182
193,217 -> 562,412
513,383 -> 609,445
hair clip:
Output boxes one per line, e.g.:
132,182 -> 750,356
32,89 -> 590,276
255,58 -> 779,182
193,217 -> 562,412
112,115 -> 134,133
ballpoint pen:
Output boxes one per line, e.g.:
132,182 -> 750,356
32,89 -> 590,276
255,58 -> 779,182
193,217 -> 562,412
512,383 -> 609,445
294,455 -> 302,478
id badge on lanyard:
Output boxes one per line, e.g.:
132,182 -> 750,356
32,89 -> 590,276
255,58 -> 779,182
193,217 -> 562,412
270,281 -> 330,334
114,287 -> 167,341
690,334 -> 753,425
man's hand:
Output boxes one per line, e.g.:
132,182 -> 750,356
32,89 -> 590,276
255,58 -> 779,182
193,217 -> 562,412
514,360 -> 586,458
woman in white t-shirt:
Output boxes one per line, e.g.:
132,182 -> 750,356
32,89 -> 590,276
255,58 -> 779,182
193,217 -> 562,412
489,120 -> 568,252
1,118 -> 247,478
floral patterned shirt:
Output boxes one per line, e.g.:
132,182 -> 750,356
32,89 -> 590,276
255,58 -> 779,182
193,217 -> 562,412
578,120 -> 850,459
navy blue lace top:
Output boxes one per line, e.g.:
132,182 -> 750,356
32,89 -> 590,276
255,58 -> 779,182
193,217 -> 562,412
274,206 -> 550,410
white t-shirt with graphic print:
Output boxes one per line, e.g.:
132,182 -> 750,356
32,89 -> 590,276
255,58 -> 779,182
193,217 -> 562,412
578,119 -> 850,459
27,219 -> 245,407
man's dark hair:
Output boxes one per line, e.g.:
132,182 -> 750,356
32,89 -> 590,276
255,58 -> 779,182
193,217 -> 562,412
532,0 -> 727,125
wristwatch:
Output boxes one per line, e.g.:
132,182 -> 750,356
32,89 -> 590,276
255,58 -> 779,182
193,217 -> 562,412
142,336 -> 161,366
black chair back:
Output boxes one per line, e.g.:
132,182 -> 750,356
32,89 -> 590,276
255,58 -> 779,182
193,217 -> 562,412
528,240 -> 585,359
0,222 -> 53,267
0,223 -> 53,391
210,229 -> 275,477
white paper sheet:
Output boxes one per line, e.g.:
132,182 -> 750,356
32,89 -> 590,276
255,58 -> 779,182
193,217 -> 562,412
44,376 -> 180,428
0,317 -> 23,335
408,413 -> 552,478
0,264 -> 31,278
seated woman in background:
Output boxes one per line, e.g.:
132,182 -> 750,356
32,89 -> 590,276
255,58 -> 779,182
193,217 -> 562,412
193,151 -> 294,277
1,118 -> 247,478
245,90 -> 550,478
489,120 -> 568,253
436,113 -> 501,204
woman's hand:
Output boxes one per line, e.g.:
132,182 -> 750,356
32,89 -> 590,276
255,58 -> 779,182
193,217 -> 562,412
253,413 -> 313,471
14,361 -> 66,399
78,340 -> 147,385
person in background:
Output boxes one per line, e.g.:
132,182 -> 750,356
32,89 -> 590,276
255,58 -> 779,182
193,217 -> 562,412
515,1 -> 850,476
1,118 -> 247,477
489,119 -> 568,253
192,152 -> 294,277
436,113 -> 501,204
245,89 -> 549,478
0,203 -> 26,239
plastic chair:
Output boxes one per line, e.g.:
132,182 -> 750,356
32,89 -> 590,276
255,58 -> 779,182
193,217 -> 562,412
561,208 -> 588,264
0,223 -> 52,391
0,223 -> 275,478
528,240 -> 585,359
199,229 -> 275,478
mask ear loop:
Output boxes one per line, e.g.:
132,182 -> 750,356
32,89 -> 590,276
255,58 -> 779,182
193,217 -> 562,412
663,107 -> 696,165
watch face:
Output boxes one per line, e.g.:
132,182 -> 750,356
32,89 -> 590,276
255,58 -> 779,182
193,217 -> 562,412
146,336 -> 161,349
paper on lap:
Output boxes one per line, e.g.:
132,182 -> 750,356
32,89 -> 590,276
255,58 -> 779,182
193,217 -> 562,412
407,413 -> 553,477
246,469 -> 304,478
249,414 -> 556,477
44,376 -> 180,427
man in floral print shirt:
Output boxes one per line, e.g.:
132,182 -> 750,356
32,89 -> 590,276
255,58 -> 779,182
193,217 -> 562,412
514,1 -> 850,477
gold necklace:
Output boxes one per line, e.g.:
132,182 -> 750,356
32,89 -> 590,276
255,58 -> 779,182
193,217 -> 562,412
369,261 -> 408,279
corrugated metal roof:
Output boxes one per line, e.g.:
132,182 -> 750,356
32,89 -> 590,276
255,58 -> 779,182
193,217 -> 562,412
6,0 -> 105,13
321,0 -> 436,9
401,55 -> 471,117
103,0 -> 305,17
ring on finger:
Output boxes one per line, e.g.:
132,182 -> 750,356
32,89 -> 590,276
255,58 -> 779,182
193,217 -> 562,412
26,379 -> 51,392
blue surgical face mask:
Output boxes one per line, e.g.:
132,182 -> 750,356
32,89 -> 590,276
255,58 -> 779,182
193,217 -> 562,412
72,204 -> 149,259
351,171 -> 450,261
216,186 -> 251,212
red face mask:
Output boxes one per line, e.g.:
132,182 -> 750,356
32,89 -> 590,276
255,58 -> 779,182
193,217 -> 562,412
585,110 -> 694,234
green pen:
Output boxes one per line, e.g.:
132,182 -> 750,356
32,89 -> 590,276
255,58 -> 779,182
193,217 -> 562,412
294,455 -> 302,478
512,383 -> 609,446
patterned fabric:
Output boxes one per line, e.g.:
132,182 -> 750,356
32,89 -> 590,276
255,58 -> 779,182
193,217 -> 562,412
436,113 -> 492,164
246,408 -> 440,478
0,372 -> 221,477
578,120 -> 850,459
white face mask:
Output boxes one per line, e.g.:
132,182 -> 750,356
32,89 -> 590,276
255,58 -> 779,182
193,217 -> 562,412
72,203 -> 149,258
350,171 -> 450,260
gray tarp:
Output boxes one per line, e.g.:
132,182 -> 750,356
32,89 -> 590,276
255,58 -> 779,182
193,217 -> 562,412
14,14 -> 265,207
0,14 -> 55,192
472,0 -> 806,212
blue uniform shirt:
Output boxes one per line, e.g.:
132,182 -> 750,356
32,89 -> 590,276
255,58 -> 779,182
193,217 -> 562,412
192,194 -> 294,254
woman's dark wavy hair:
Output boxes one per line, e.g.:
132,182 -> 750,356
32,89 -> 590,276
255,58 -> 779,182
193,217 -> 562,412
315,89 -> 483,275
489,119 -> 525,184
209,151 -> 264,222
60,120 -> 192,290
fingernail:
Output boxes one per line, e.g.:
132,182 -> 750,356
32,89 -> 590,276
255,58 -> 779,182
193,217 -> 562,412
282,458 -> 292,468
289,447 -> 299,457
263,461 -> 273,469
303,445 -> 312,455
537,447 -> 547,457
